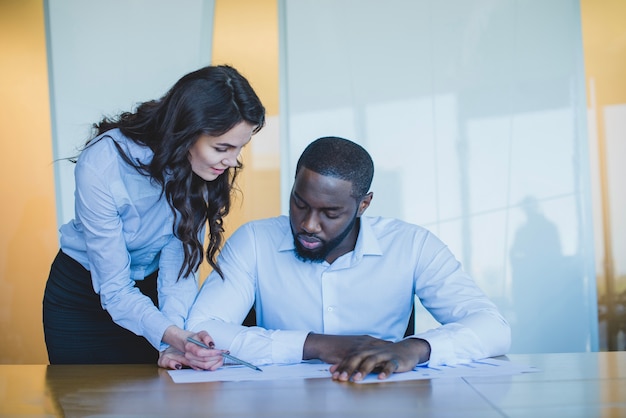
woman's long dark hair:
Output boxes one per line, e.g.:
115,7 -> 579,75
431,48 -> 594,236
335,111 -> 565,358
90,65 -> 265,279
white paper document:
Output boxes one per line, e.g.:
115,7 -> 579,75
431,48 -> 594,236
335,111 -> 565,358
167,358 -> 539,384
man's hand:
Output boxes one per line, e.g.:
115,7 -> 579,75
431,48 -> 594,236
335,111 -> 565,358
331,338 -> 431,382
304,334 -> 431,382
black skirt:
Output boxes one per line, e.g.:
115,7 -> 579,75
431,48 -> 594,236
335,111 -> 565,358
43,250 -> 159,364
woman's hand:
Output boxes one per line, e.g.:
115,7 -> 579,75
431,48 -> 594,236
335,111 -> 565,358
158,346 -> 188,370
183,330 -> 226,371
159,326 -> 224,370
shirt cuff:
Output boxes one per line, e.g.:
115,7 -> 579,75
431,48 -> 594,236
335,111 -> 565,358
413,326 -> 459,366
226,328 -> 309,365
144,314 -> 173,351
269,330 -> 310,364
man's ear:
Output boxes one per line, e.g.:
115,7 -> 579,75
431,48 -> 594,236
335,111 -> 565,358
357,192 -> 373,216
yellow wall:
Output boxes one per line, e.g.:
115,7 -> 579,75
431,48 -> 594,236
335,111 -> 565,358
580,0 -> 626,350
201,0 -> 281,280
580,0 -> 626,295
0,0 -> 57,363
581,0 -> 626,107
211,0 -> 280,224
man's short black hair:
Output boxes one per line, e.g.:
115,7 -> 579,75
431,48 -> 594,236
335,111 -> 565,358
295,136 -> 374,199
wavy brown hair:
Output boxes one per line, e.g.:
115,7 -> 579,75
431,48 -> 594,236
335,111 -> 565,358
91,65 -> 265,279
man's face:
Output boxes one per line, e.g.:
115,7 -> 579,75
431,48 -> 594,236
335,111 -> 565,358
289,168 -> 370,264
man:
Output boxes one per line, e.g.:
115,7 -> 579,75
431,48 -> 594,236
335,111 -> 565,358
183,136 -> 510,381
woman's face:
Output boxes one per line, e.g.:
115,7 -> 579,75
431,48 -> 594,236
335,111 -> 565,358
188,121 -> 255,181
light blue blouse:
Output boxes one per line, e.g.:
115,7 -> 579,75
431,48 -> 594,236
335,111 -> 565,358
60,129 -> 198,350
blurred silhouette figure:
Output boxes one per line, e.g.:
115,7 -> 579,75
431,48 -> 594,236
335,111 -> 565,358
510,196 -> 562,276
510,196 -> 585,353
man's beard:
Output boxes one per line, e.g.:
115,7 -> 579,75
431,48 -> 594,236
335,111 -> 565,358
292,215 -> 358,262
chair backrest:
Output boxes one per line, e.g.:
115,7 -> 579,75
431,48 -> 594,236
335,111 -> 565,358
404,304 -> 415,337
242,307 -> 257,327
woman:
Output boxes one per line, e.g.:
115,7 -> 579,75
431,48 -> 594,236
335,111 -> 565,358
43,65 -> 265,369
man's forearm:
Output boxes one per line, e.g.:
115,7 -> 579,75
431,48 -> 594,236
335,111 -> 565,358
304,333 -> 432,366
303,333 -> 384,363
302,333 -> 329,360
401,337 -> 432,365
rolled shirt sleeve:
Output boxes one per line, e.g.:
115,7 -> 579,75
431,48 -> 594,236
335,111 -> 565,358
408,234 -> 511,366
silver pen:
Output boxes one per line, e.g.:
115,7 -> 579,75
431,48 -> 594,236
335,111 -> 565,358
186,336 -> 263,372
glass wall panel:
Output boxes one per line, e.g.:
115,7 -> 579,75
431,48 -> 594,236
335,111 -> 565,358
280,0 -> 598,353
46,0 -> 214,226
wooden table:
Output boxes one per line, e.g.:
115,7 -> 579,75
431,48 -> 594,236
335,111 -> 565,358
1,352 -> 625,417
